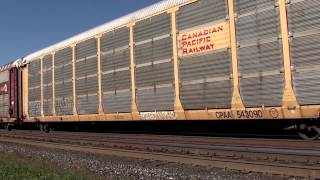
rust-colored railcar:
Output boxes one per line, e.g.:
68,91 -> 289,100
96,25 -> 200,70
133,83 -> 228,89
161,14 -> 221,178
0,63 -> 20,126
1,0 -> 320,139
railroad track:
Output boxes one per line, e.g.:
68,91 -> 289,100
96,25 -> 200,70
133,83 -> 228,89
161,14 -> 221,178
0,130 -> 319,179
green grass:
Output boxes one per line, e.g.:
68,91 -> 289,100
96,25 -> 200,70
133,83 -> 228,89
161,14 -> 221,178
0,152 -> 95,180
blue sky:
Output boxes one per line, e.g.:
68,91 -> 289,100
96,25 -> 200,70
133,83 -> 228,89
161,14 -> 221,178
0,0 -> 159,63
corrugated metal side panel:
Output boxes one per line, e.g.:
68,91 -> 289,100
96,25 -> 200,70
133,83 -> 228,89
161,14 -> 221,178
180,81 -> 232,110
236,1 -> 284,107
180,50 -> 232,109
0,94 -> 9,118
134,13 -> 171,42
177,0 -> 231,110
137,87 -> 174,111
177,0 -> 227,31
134,13 -> 174,112
291,33 -> 320,69
42,55 -> 52,116
288,0 -> 320,105
293,70 -> 320,105
101,27 -> 131,113
101,28 -> 129,51
0,70 -> 9,118
240,75 -> 284,107
28,59 -> 41,117
236,6 -> 280,45
238,41 -> 283,73
235,0 -> 276,15
288,0 -> 320,35
76,38 -> 98,114
55,48 -> 73,115
238,42 -> 284,107
0,71 -> 9,83
103,90 -> 131,113
134,37 -> 173,65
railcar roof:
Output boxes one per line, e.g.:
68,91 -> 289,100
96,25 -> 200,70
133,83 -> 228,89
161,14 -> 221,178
0,62 -> 15,72
20,0 -> 192,65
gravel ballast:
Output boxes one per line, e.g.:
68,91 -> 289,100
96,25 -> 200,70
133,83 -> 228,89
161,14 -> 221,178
0,142 -> 299,180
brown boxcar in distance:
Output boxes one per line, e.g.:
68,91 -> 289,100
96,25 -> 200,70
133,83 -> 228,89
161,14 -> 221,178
0,63 -> 20,129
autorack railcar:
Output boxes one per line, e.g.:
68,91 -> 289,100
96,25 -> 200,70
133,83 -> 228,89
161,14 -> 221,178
1,0 -> 320,139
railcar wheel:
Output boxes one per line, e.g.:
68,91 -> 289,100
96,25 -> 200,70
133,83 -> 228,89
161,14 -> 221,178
44,127 -> 50,133
297,124 -> 320,140
44,124 -> 50,133
7,125 -> 13,132
39,124 -> 44,131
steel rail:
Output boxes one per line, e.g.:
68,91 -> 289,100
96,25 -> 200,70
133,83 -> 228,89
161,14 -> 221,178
0,130 -> 320,178
0,135 -> 319,179
2,132 -> 320,157
2,130 -> 320,150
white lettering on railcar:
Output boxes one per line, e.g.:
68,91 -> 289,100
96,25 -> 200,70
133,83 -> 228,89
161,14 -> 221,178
140,111 -> 176,120
0,83 -> 8,95
1,84 -> 7,93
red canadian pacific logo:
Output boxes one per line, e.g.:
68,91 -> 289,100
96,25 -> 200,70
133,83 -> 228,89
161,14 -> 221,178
0,82 -> 8,95
178,22 -> 230,57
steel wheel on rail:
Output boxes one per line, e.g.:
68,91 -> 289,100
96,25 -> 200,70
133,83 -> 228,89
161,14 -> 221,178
297,124 -> 320,140
7,124 -> 13,131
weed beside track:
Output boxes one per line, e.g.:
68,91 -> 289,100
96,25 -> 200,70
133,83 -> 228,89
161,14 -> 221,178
0,152 -> 94,180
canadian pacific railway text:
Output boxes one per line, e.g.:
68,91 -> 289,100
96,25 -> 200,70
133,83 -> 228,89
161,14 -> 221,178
180,26 -> 223,55
178,22 -> 230,57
